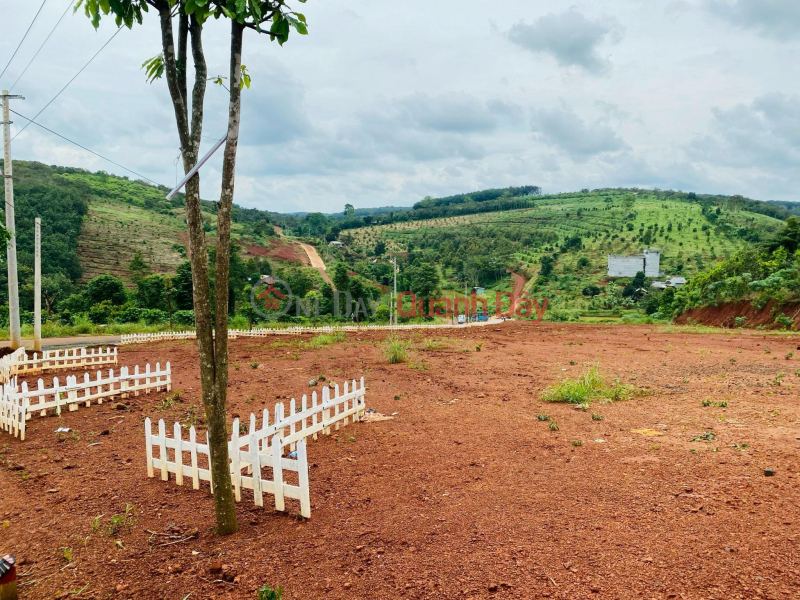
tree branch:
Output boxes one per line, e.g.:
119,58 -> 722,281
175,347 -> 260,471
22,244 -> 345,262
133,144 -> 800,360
155,1 -> 190,153
177,12 -> 188,107
188,15 -> 207,154
213,19 -> 245,403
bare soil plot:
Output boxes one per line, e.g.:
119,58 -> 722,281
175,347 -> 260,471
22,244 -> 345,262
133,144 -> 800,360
1,323 -> 799,600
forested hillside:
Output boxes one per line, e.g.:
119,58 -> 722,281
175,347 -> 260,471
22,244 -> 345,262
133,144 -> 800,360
339,189 -> 786,320
0,160 -> 792,331
670,218 -> 800,328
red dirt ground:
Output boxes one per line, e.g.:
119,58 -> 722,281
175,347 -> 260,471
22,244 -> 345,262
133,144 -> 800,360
241,239 -> 310,265
2,322 -> 800,600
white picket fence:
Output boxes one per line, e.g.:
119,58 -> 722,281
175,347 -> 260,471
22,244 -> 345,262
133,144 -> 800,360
0,362 -> 171,440
0,347 -> 117,383
0,348 -> 26,384
145,420 -> 311,518
144,377 -> 366,518
19,362 -> 171,418
122,320 -> 495,344
0,385 -> 28,440
14,347 -> 118,375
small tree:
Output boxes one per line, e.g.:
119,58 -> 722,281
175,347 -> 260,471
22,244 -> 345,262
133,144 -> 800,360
128,250 -> 151,283
77,0 -> 310,535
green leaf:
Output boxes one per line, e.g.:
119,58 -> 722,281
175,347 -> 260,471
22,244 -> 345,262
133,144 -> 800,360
248,0 -> 261,21
141,54 -> 165,84
99,0 -> 110,14
287,16 -> 307,35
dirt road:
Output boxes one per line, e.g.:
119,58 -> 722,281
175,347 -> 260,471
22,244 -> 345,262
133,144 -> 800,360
4,322 -> 799,599
300,242 -> 334,287
510,271 -> 528,312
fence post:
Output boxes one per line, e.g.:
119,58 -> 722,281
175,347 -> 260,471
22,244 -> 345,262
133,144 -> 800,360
158,419 -> 168,481
271,434 -> 285,512
322,386 -> 330,435
120,367 -> 128,398
297,438 -> 311,518
334,383 -> 341,430
359,377 -> 366,419
247,413 -> 256,475
145,418 -> 154,477
174,422 -> 184,486
54,376 -> 61,416
36,379 -> 45,416
189,426 -> 199,490
19,397 -> 27,441
67,376 -> 78,412
311,391 -> 318,440
231,419 -> 242,502
289,398 -> 297,452
250,432 -> 263,507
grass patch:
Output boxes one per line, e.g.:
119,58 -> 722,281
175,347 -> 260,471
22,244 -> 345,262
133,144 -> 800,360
308,331 -> 347,348
542,365 -> 632,405
384,337 -> 411,364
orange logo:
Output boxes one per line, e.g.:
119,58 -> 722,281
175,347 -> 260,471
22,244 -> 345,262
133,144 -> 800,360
257,285 -> 287,310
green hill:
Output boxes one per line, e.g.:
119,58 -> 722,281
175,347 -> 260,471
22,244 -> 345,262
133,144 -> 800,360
0,162 -> 790,326
340,189 -> 786,319
0,161 -> 311,294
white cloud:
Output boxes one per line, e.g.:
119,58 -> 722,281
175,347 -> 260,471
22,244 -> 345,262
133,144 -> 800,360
531,105 -> 627,161
506,9 -> 622,75
1,0 -> 800,210
705,0 -> 800,41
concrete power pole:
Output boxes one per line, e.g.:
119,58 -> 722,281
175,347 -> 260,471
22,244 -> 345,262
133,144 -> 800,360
392,256 -> 398,326
2,90 -> 23,350
34,217 -> 41,351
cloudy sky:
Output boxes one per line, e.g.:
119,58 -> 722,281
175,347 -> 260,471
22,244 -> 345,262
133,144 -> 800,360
1,0 -> 800,213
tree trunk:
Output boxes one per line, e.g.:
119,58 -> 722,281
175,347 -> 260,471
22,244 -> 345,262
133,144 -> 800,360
157,4 -> 239,535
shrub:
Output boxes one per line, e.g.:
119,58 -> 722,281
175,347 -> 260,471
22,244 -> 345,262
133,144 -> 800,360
775,314 -> 794,330
733,316 -> 747,328
88,300 -> 116,324
172,310 -> 195,326
383,337 -> 410,364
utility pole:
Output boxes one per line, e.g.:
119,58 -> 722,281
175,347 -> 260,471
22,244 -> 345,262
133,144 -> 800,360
2,90 -> 23,350
392,255 -> 397,326
34,217 -> 41,351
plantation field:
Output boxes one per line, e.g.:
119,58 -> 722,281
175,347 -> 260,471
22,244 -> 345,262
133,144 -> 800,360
344,190 -> 785,316
77,199 -> 188,282
1,321 -> 798,599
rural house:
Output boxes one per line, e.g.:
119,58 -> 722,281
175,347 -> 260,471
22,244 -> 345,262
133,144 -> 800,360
607,249 -> 661,278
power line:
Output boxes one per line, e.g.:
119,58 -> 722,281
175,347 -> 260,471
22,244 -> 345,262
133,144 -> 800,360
9,0 -> 75,92
11,25 -> 122,142
9,108 -> 165,187
0,0 -> 50,81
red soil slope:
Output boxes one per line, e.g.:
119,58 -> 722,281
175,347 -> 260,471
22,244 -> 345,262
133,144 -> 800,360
676,300 -> 800,329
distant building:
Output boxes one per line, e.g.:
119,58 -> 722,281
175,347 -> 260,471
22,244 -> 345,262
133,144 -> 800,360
473,286 -> 485,295
651,276 -> 686,289
328,241 -> 344,248
666,276 -> 686,288
607,249 -> 661,278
